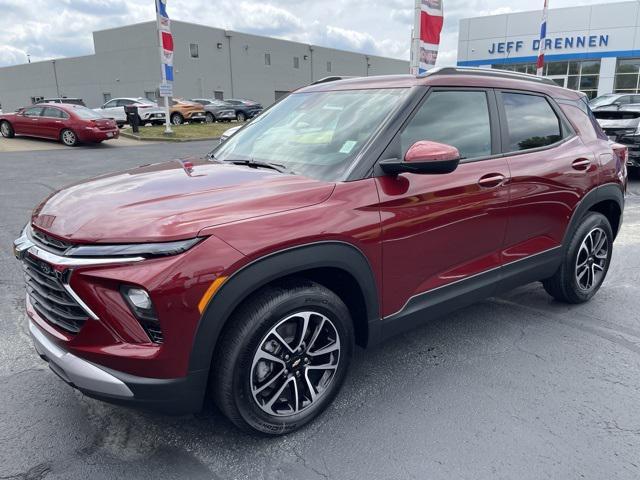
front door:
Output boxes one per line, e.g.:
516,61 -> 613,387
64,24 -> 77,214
39,107 -> 66,139
14,106 -> 44,136
375,88 -> 510,318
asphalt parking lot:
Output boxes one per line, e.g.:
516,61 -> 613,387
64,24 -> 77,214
1,140 -> 640,480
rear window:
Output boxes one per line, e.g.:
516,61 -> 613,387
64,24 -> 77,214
502,93 -> 564,151
73,106 -> 103,120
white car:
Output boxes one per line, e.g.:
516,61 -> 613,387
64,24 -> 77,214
94,98 -> 165,126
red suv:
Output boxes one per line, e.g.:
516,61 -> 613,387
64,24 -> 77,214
13,69 -> 626,434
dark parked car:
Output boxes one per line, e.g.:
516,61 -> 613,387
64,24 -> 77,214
224,98 -> 263,121
36,97 -> 86,107
593,105 -> 640,170
589,93 -> 640,110
14,68 -> 626,435
190,98 -> 237,123
1,103 -> 118,146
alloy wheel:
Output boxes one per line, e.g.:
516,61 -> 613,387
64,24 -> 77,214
171,114 -> 183,125
205,113 -> 214,124
1,122 -> 9,137
250,311 -> 341,417
575,227 -> 609,291
62,130 -> 76,146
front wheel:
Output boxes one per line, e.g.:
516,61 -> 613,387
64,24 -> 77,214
60,129 -> 78,146
236,112 -> 246,122
205,112 -> 215,124
543,212 -> 613,304
211,279 -> 354,435
171,113 -> 184,125
0,120 -> 15,138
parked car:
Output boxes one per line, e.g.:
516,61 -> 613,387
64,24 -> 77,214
219,124 -> 242,143
36,97 -> 86,107
14,68 -> 626,435
94,98 -> 166,126
169,99 -> 207,125
224,98 -> 263,121
1,103 -> 118,146
190,99 -> 237,123
593,105 -> 640,170
589,93 -> 640,110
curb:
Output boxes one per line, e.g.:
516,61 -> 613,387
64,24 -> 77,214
120,131 -> 220,142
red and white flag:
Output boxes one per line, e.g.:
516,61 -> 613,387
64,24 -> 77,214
411,0 -> 444,75
156,0 -> 174,83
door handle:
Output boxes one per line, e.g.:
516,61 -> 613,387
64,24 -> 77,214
572,158 -> 591,171
478,173 -> 506,188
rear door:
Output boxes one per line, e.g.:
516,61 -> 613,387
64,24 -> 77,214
497,90 -> 599,268
39,107 -> 67,138
375,88 -> 511,318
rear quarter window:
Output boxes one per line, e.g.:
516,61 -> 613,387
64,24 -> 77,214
501,92 -> 566,152
559,100 -> 604,143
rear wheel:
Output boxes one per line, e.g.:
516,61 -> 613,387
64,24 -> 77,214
543,212 -> 613,304
205,112 -> 215,124
60,129 -> 78,146
211,279 -> 353,435
0,120 -> 14,138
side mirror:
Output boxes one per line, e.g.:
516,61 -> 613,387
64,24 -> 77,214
379,141 -> 461,175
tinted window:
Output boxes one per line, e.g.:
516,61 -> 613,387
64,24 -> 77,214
401,90 -> 492,160
117,99 -> 134,107
23,107 -> 43,117
619,95 -> 631,104
41,107 -> 66,118
502,93 -> 563,151
103,99 -> 118,108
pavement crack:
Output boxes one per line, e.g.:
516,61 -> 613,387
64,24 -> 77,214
291,449 -> 332,480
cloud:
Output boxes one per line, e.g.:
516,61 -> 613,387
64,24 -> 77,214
0,0 -> 616,68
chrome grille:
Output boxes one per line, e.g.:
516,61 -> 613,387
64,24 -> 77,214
31,228 -> 73,255
22,254 -> 88,333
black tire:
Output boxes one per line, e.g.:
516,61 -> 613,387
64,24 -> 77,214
543,212 -> 613,304
60,128 -> 78,147
205,112 -> 215,124
236,112 -> 246,122
0,120 -> 15,138
171,113 -> 184,125
211,279 -> 354,435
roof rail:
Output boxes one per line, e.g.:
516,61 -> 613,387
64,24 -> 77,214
427,66 -> 558,86
311,76 -> 358,85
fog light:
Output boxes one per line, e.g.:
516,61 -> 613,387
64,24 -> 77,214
128,288 -> 152,309
121,285 -> 157,321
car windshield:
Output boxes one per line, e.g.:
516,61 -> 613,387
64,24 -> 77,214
211,88 -> 409,181
74,106 -> 104,119
589,95 -> 617,108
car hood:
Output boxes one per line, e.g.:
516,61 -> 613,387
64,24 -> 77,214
31,158 -> 335,243
594,109 -> 640,129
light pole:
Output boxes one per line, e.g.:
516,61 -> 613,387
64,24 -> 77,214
52,60 -> 60,97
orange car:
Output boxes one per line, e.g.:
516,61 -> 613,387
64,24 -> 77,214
169,99 -> 206,125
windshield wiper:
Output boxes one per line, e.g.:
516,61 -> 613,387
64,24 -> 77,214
227,159 -> 294,174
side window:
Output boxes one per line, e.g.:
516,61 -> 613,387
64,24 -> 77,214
117,99 -> 133,107
41,107 -> 63,118
23,107 -> 43,117
501,93 -> 563,152
103,99 -> 118,108
618,95 -> 631,105
400,90 -> 492,160
632,95 -> 640,104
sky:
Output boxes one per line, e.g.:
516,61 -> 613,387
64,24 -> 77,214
0,0 -> 623,68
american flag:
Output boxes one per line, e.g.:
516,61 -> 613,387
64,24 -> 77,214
536,0 -> 549,76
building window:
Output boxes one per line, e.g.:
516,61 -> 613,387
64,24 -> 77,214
491,60 -> 601,99
327,61 -> 332,72
103,93 -> 112,103
293,56 -> 300,69
214,90 -> 224,100
190,43 -> 199,58
30,96 -> 44,104
144,91 -> 156,102
265,53 -> 271,66
613,59 -> 640,94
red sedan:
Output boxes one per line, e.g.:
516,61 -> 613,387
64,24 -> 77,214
0,103 -> 119,146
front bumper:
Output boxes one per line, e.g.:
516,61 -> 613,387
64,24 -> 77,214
29,317 -> 207,413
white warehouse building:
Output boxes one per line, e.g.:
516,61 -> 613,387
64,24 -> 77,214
457,1 -> 640,99
0,20 -> 408,112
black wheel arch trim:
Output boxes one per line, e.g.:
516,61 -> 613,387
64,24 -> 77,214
563,183 -> 624,248
188,241 -> 380,373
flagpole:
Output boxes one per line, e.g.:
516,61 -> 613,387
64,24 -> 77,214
536,0 -> 549,76
156,0 -> 173,134
410,0 -> 421,74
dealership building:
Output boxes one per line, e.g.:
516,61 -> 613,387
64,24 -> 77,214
0,21 -> 408,112
457,1 -> 640,99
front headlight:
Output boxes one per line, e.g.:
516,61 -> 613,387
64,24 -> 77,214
66,237 -> 203,258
